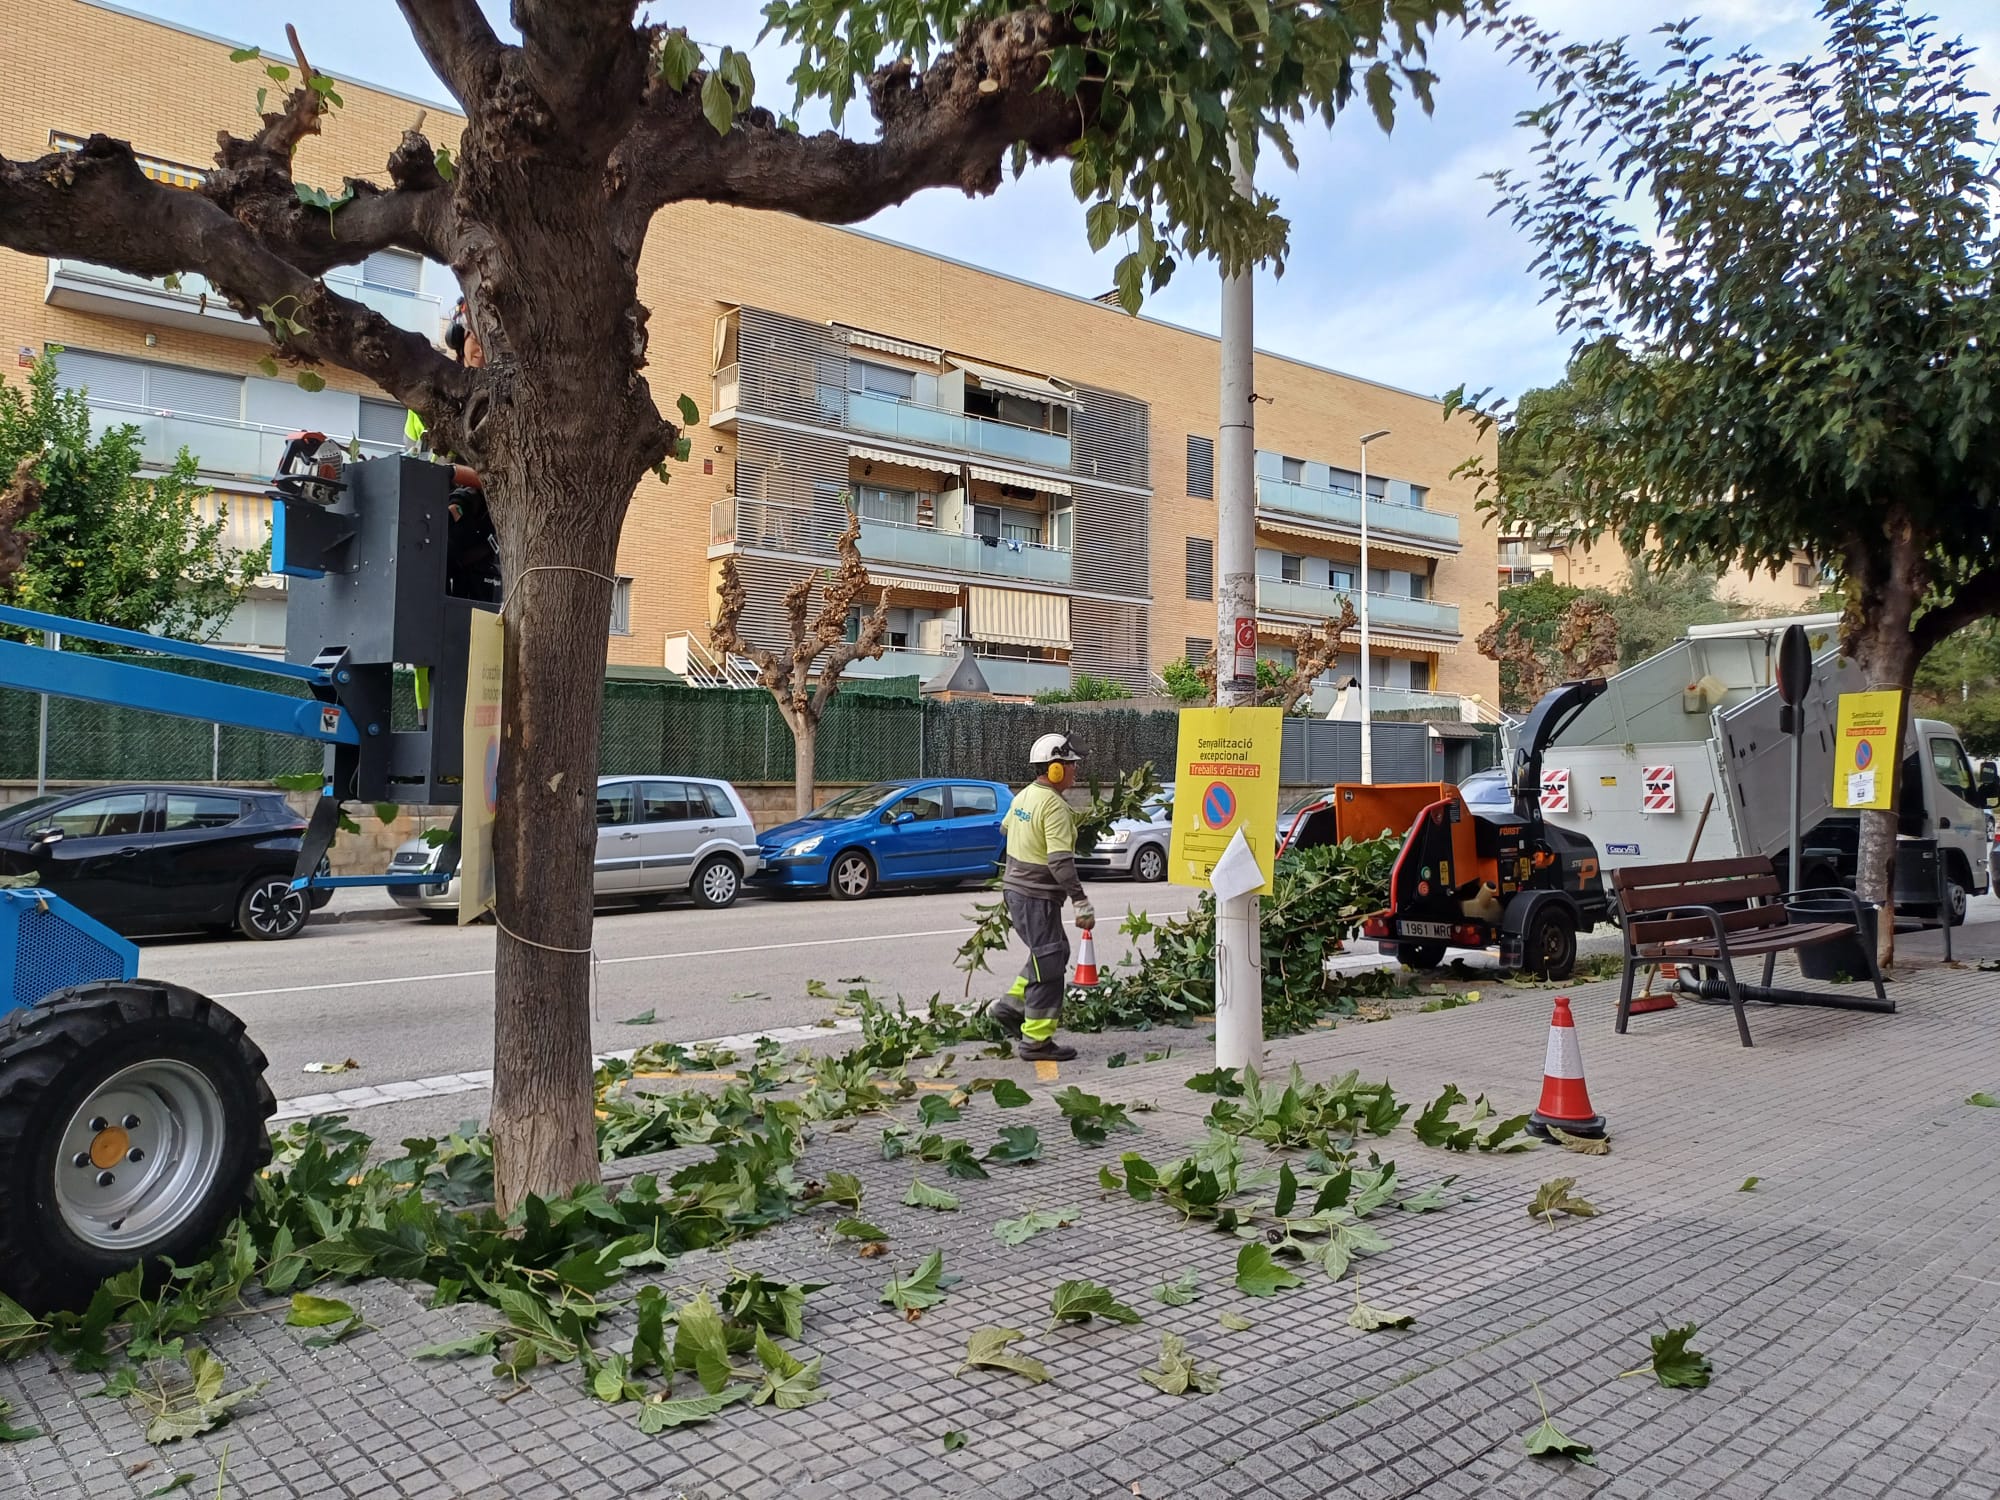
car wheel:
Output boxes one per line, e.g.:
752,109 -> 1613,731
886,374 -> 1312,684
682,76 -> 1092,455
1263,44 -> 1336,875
1523,905 -> 1578,981
0,980 -> 274,1311
1396,940 -> 1446,970
829,851 -> 875,900
1133,843 -> 1167,884
235,876 -> 308,941
690,857 -> 742,910
1946,877 -> 1968,927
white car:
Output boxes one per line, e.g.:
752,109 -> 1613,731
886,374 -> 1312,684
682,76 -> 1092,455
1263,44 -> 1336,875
1077,786 -> 1173,883
389,774 -> 762,920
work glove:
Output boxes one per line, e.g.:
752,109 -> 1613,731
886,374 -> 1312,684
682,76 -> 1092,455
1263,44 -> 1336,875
1074,901 -> 1097,931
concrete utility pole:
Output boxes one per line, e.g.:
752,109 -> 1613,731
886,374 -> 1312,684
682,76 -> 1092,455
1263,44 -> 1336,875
1356,428 -> 1390,783
1214,145 -> 1262,1071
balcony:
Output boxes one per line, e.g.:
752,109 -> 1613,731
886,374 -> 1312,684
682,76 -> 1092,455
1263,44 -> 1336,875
1256,576 -> 1460,637
714,497 -> 1072,587
711,362 -> 740,429
848,648 -> 1072,699
845,390 -> 1071,471
1257,475 -> 1461,551
83,399 -> 400,481
46,259 -> 447,342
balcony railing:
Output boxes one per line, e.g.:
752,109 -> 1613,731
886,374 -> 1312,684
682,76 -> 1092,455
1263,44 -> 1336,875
848,648 -> 1072,698
84,398 -> 401,481
845,390 -> 1071,471
714,497 -> 1072,586
1256,575 -> 1460,636
1257,475 -> 1461,549
47,258 -> 448,341
711,362 -> 740,424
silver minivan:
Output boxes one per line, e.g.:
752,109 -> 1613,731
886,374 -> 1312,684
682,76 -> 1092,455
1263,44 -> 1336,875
388,774 -> 762,919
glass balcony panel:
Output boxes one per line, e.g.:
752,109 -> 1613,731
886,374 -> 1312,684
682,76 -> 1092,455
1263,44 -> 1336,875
1256,475 -> 1460,547
1255,576 -> 1459,636
846,391 -> 1070,470
84,400 -> 398,480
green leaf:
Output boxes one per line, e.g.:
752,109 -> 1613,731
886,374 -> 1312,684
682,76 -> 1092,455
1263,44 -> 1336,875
411,1332 -> 500,1361
1139,1332 -> 1221,1395
1234,1243 -> 1305,1297
676,393 -> 700,427
254,356 -> 279,379
1048,1279 -> 1142,1328
993,1206 -> 1077,1247
904,1175 -> 959,1211
1478,1113 -> 1534,1152
432,145 -> 455,182
1053,1086 -> 1134,1145
1184,1067 -> 1245,1097
1549,1127 -> 1611,1155
1523,1383 -> 1594,1465
880,1251 -> 955,1313
671,1291 -> 737,1394
1967,1092 -> 1999,1107
833,1217 -> 889,1242
0,1292 -> 49,1361
264,62 -> 291,83
657,31 -> 702,91
295,370 -> 326,394
1273,1161 -> 1299,1219
917,1095 -> 961,1127
1218,1311 -> 1253,1332
1151,1269 -> 1201,1306
1738,1176 -> 1761,1192
1412,1084 -> 1476,1150
1347,1296 -> 1415,1331
1085,200 -> 1120,252
145,1476 -> 193,1495
1528,1177 -> 1597,1227
228,45 -> 260,62
0,1397 -> 39,1443
751,1328 -> 827,1409
636,1383 -> 753,1432
990,1080 -> 1032,1108
942,1429 -> 967,1451
1112,251 -> 1145,315
956,1327 -> 1048,1384
700,71 -> 734,135
619,1008 -> 657,1026
1644,1323 -> 1713,1389
372,802 -> 398,826
984,1125 -> 1043,1165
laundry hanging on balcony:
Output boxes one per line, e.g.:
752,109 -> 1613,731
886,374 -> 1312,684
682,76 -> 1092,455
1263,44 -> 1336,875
968,586 -> 1071,649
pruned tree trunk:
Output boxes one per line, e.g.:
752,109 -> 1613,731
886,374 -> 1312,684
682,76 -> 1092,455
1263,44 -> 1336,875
1847,516 -> 1924,971
791,714 -> 817,818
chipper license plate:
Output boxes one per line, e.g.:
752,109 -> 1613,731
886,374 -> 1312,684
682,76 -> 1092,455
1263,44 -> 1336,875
1398,921 -> 1453,940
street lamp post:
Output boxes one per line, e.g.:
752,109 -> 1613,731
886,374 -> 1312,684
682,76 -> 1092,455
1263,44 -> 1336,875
1356,429 -> 1390,783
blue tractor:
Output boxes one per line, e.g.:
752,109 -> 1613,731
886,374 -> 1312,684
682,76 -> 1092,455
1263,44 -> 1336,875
0,442 -> 491,1309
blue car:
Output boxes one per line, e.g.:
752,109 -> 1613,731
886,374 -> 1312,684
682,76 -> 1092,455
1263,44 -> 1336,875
756,778 -> 1014,899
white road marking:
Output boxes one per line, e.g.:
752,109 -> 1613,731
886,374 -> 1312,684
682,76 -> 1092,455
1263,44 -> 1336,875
270,1017 -> 866,1124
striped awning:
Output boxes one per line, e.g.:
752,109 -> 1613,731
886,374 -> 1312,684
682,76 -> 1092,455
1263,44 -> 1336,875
949,356 -> 1075,407
1347,630 -> 1456,655
837,325 -> 943,364
1255,513 -> 1458,560
867,572 -> 960,597
968,585 -> 1070,649
967,463 -> 1072,497
850,443 -> 954,474
51,131 -> 204,189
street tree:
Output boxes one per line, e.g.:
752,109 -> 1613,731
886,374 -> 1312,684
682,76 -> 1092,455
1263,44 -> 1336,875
1198,600 -> 1359,713
0,1 -> 1481,1208
1458,0 -> 2000,946
1478,585 -> 1616,711
711,511 -> 888,818
0,356 -> 265,641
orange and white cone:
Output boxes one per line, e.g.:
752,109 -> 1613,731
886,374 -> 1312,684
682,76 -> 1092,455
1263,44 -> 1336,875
1629,960 -> 1679,1015
1526,995 -> 1606,1140
1071,929 -> 1099,987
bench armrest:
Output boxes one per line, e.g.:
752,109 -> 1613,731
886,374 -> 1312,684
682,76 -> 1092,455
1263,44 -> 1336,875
1623,902 -> 1730,953
1782,886 -> 1871,928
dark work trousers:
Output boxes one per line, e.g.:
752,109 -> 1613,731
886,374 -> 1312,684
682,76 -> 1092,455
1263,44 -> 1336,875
1004,889 -> 1070,1025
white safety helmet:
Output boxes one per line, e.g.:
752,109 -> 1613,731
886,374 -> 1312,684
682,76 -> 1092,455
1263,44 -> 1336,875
1030,732 -> 1082,766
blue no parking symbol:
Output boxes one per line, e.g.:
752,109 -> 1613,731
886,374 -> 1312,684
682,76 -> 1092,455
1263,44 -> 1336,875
1201,781 -> 1236,830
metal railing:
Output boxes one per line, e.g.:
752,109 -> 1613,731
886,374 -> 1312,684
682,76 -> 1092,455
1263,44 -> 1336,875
1256,474 -> 1461,548
48,258 -> 448,341
82,398 -> 400,483
663,631 -> 760,690
714,497 -> 1074,586
1255,575 -> 1461,635
845,390 -> 1072,471
712,362 -> 740,418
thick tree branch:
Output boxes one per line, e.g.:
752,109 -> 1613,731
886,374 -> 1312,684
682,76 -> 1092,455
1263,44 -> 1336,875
515,0 -> 648,155
1915,564 -> 2000,657
395,0 -> 508,110
614,9 -> 1090,230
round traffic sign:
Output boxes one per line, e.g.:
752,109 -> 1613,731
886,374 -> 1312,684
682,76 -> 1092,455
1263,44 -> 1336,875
1201,781 -> 1236,830
1855,738 -> 1873,770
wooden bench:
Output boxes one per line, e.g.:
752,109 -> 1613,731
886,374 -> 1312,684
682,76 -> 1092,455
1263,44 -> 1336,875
1611,856 -> 1888,1047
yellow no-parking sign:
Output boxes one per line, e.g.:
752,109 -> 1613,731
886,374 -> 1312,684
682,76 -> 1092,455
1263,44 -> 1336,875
1831,690 -> 1900,811
1167,707 -> 1283,894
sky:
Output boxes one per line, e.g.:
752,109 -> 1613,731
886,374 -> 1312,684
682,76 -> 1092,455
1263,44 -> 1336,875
116,0 -> 2000,403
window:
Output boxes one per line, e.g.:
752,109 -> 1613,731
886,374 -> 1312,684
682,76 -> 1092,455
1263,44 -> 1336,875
596,783 -> 639,827
163,794 -> 242,831
1184,636 -> 1212,664
1280,554 -> 1302,583
55,349 -> 243,420
1408,573 -> 1429,600
849,360 -> 915,401
359,398 -> 406,447
950,785 -> 999,818
697,783 -> 738,820
857,485 -> 918,526
609,577 -> 632,636
360,248 -> 422,293
1794,562 -> 1816,588
1281,456 -> 1305,484
1409,661 -> 1432,692
1000,507 -> 1042,545
50,793 -> 148,839
1050,499 -> 1074,551
892,786 -> 948,822
641,781 -> 694,822
1931,737 -> 1975,800
1186,435 -> 1214,499
1186,536 -> 1214,601
1331,568 -> 1356,591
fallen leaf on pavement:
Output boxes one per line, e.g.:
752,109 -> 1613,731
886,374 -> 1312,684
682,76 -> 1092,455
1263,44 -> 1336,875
300,1059 -> 359,1074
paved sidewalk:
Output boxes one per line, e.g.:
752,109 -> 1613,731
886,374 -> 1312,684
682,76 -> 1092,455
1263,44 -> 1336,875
6,956 -> 2000,1499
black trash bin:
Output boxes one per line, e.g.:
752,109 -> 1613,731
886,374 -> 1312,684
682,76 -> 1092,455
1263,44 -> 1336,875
1795,899 -> 1878,982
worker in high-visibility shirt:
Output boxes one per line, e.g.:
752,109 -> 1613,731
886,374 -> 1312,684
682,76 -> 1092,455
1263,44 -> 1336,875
989,733 -> 1095,1062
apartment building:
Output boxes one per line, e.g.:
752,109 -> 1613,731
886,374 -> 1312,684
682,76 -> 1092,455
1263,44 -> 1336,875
1498,529 -> 1831,616
3,0 -> 1500,713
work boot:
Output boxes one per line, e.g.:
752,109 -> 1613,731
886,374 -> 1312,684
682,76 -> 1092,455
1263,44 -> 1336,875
1015,1036 -> 1077,1062
985,999 -> 1025,1039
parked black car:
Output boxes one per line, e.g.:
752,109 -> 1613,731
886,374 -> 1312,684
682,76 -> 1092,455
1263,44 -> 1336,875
0,785 -> 330,941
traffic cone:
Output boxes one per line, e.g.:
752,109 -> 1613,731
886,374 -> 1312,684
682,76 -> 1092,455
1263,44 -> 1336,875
1071,929 -> 1099,987
1526,995 -> 1606,1140
1629,960 -> 1679,1016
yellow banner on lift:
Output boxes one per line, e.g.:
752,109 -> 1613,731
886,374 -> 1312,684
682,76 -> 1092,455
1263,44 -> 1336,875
1831,690 -> 1901,811
458,608 -> 504,924
1167,706 -> 1283,894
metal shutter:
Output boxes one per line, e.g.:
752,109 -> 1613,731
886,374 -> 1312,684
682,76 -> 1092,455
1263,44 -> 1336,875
361,249 -> 423,292
146,363 -> 242,419
1186,434 -> 1214,499
358,399 -> 407,445
52,348 -> 145,406
1184,636 -> 1211,663
1185,537 -> 1214,601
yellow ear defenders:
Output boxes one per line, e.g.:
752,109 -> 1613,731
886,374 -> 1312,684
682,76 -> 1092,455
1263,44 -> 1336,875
1047,761 -> 1066,785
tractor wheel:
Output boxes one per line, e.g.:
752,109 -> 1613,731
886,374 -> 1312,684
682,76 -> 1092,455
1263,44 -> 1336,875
0,981 -> 274,1312
1523,905 -> 1578,981
1396,941 -> 1447,970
